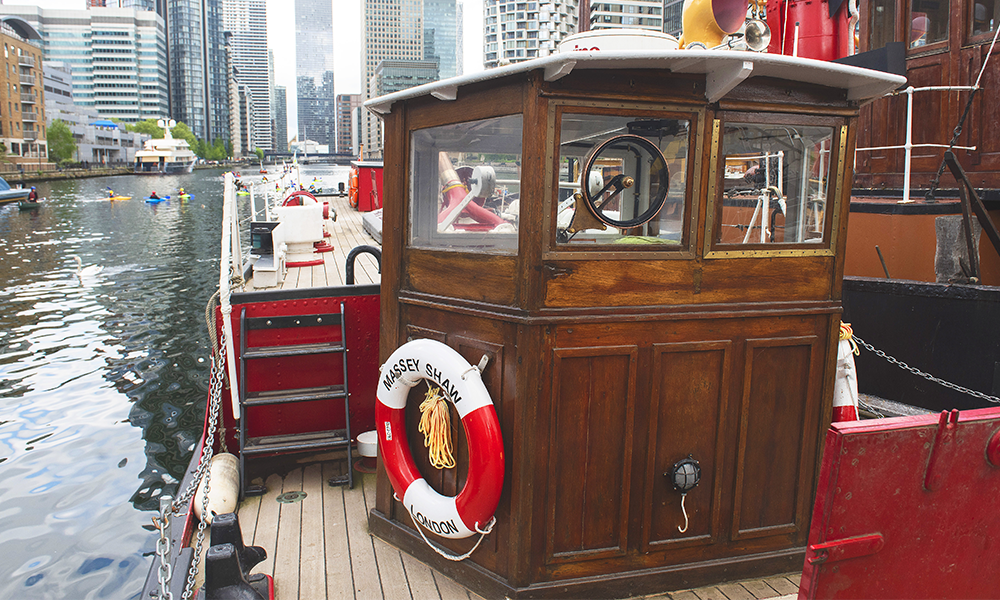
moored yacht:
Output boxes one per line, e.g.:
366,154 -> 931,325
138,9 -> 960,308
134,118 -> 197,174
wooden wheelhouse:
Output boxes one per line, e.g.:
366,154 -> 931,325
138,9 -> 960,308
367,48 -> 903,598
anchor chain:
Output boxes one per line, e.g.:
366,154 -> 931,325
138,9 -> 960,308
853,335 -> 1000,405
155,341 -> 227,599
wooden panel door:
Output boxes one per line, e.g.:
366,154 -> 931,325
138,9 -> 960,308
732,336 -> 821,541
546,345 -> 638,563
643,341 -> 733,552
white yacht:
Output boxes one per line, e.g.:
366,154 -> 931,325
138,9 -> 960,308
134,119 -> 197,174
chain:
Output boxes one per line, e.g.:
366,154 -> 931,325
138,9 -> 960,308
154,341 -> 228,600
853,335 -> 1000,404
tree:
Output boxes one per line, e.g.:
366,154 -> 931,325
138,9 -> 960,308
48,119 -> 77,163
170,121 -> 198,152
128,119 -> 164,137
254,147 -> 264,161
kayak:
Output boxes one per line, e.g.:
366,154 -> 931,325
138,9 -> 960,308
145,196 -> 170,203
107,195 -> 132,201
19,200 -> 41,210
178,193 -> 193,200
237,191 -> 250,196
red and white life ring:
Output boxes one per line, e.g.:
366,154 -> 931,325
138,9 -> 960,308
376,339 -> 504,539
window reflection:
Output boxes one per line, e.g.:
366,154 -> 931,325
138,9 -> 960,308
717,122 -> 834,246
910,0 -> 949,47
971,0 -> 999,37
409,115 -> 522,252
556,112 -> 690,247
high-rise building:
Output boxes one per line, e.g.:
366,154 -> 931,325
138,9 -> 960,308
1,5 -> 169,124
295,0 -> 336,151
336,93 -> 360,155
589,0 -> 662,31
663,0 -> 683,37
361,0 -> 423,158
223,0 -> 271,150
45,60 -> 148,164
274,85 -> 287,151
483,0 -> 579,68
423,0 -> 461,80
167,0 -> 229,143
297,71 -> 336,151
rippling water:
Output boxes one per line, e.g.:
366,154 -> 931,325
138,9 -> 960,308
0,166 -> 348,599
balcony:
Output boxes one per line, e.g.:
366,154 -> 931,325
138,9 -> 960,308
21,92 -> 36,104
19,74 -> 35,87
23,130 -> 38,141
18,55 -> 35,68
21,111 -> 37,123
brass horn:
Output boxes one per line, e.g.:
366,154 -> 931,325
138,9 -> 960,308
744,19 -> 771,52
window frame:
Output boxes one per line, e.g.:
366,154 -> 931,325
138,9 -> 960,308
544,99 -> 705,260
704,111 -> 849,259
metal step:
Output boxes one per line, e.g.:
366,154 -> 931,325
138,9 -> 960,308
242,341 -> 345,359
243,429 -> 350,456
245,384 -> 346,406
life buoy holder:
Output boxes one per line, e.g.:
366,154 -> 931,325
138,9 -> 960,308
377,339 -> 504,544
348,167 -> 360,208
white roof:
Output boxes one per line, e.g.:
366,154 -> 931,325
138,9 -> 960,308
365,49 -> 906,115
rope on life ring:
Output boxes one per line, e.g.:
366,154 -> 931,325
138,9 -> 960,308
377,339 -> 504,559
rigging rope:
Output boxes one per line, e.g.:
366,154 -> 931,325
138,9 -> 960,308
418,387 -> 456,470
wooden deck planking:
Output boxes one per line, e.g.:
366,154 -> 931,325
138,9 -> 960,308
236,464 -> 797,600
273,468 -> 304,600
322,462 -> 354,600
301,464 -> 328,599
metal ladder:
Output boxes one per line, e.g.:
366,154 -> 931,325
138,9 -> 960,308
238,302 -> 353,496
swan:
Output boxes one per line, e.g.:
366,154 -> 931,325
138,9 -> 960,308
69,254 -> 104,279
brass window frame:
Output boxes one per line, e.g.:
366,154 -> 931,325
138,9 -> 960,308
703,112 -> 848,259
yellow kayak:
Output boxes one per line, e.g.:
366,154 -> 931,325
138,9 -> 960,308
106,195 -> 132,201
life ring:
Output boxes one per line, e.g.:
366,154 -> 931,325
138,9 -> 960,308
348,167 -> 359,208
377,339 -> 504,540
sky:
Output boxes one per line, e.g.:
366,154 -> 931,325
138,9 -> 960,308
18,0 -> 484,137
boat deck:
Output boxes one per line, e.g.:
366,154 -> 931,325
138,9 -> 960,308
235,465 -> 801,600
233,194 -> 802,600
245,193 -> 382,291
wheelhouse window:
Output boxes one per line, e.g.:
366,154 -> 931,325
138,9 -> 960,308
409,114 -> 522,252
713,121 -> 836,247
910,0 -> 949,47
555,111 -> 692,248
971,0 -> 1000,38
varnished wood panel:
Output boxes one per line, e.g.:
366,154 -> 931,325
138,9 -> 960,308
542,256 -> 836,308
643,341 -> 733,551
546,345 -> 638,562
406,251 -> 517,306
732,336 -> 818,541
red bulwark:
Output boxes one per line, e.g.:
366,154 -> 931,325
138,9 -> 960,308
800,408 -> 1000,599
